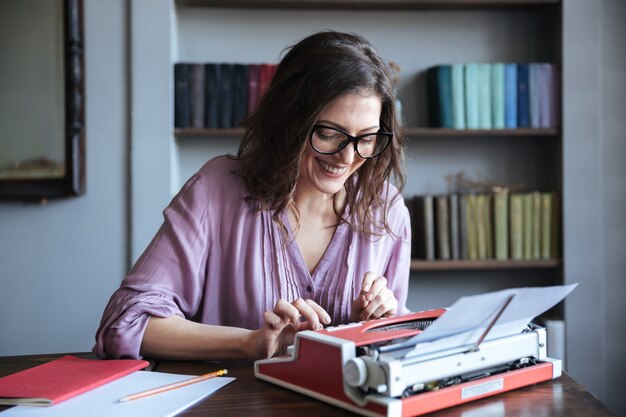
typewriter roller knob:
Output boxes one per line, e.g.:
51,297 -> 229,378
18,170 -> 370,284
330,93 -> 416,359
344,358 -> 367,387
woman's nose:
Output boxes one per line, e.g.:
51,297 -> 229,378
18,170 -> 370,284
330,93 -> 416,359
336,142 -> 358,165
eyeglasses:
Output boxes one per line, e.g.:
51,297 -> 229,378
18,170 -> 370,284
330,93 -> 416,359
309,124 -> 393,159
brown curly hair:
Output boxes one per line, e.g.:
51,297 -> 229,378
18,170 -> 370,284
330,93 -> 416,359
234,31 -> 405,238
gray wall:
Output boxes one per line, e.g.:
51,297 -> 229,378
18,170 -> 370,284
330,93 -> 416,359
0,0 -> 624,415
563,1 -> 626,415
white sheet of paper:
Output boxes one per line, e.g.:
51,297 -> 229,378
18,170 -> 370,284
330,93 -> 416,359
395,284 -> 577,359
0,371 -> 235,417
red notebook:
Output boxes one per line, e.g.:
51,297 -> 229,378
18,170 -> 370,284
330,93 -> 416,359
0,355 -> 149,406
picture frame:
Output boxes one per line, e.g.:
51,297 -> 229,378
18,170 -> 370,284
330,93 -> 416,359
0,0 -> 85,201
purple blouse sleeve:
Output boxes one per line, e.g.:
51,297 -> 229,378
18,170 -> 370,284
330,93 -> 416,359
93,174 -> 210,359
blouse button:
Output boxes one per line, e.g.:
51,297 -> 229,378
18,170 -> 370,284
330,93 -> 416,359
306,285 -> 313,292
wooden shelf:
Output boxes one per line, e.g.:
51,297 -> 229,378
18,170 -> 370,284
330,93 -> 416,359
411,259 -> 561,271
404,127 -> 559,138
174,127 -> 559,139
176,0 -> 560,11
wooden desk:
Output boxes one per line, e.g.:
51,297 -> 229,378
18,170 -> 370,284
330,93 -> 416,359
0,353 -> 616,416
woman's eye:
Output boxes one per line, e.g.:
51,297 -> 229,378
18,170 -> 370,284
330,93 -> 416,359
317,129 -> 340,140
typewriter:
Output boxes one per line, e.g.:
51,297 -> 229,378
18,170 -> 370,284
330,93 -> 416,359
255,285 -> 575,417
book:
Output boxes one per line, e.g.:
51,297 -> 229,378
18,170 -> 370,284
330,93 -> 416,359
0,355 -> 148,406
464,63 -> 479,129
232,63 -> 249,127
204,63 -> 221,128
246,63 -> 261,117
435,195 -> 451,260
451,64 -> 466,129
529,63 -> 541,128
189,63 -> 205,129
491,63 -> 505,129
426,65 -> 453,128
414,195 -> 435,260
465,194 -> 478,260
550,193 -> 559,258
494,187 -> 509,260
532,191 -> 542,259
173,63 -> 191,128
510,193 -> 524,260
0,370 -> 234,417
476,194 -> 488,259
258,63 -> 277,102
218,63 -> 234,128
477,63 -> 492,129
517,63 -> 530,128
523,192 -> 534,260
539,63 -> 554,128
484,194 -> 494,258
449,193 -> 461,260
504,63 -> 518,128
459,194 -> 469,259
541,192 -> 554,259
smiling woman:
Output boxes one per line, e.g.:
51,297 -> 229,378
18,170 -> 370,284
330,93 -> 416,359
0,0 -> 84,200
94,31 -> 411,363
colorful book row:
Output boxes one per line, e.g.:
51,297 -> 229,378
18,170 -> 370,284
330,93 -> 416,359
426,63 -> 558,130
407,190 -> 559,261
174,62 -> 278,129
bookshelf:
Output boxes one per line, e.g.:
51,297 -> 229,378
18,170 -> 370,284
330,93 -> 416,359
171,0 -> 563,283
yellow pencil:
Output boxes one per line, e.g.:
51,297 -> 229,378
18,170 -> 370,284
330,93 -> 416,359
118,369 -> 228,402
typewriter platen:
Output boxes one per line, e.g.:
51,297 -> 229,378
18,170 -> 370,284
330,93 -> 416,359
255,309 -> 561,417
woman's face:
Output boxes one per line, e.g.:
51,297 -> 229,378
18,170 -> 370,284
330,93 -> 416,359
297,92 -> 382,199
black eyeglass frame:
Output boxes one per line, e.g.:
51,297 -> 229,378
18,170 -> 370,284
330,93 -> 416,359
309,124 -> 393,159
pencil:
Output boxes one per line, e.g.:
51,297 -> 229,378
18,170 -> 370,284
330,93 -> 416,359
118,369 -> 228,402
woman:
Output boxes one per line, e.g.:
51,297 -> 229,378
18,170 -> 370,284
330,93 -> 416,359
94,31 -> 411,361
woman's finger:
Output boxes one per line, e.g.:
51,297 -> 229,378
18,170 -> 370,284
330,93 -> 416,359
370,289 -> 397,318
365,276 -> 388,302
273,298 -> 301,326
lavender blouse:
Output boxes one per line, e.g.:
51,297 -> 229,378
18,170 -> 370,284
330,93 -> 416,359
94,156 -> 411,359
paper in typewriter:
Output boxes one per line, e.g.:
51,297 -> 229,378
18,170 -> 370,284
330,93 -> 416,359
396,284 -> 577,359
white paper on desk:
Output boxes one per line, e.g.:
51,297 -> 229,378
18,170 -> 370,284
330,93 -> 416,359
0,371 -> 235,417
395,284 -> 577,359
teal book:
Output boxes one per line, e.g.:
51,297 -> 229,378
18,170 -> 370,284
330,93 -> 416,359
464,63 -> 479,129
426,65 -> 453,128
477,63 -> 492,129
504,63 -> 518,128
491,63 -> 505,129
451,64 -> 466,129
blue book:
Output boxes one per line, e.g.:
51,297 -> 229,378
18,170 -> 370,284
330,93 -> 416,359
529,63 -> 541,128
504,63 -> 518,128
539,63 -> 554,128
491,63 -> 505,129
451,64 -> 466,129
218,63 -> 234,128
174,63 -> 191,128
464,63 -> 479,129
204,63 -> 221,128
517,63 -> 530,128
426,65 -> 453,128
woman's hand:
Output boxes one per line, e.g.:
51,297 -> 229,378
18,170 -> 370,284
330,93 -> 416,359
350,271 -> 398,323
249,298 -> 331,359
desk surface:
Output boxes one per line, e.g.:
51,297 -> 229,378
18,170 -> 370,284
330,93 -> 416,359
0,353 -> 616,417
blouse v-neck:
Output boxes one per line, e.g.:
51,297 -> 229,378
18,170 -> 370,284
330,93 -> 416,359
281,210 -> 349,283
